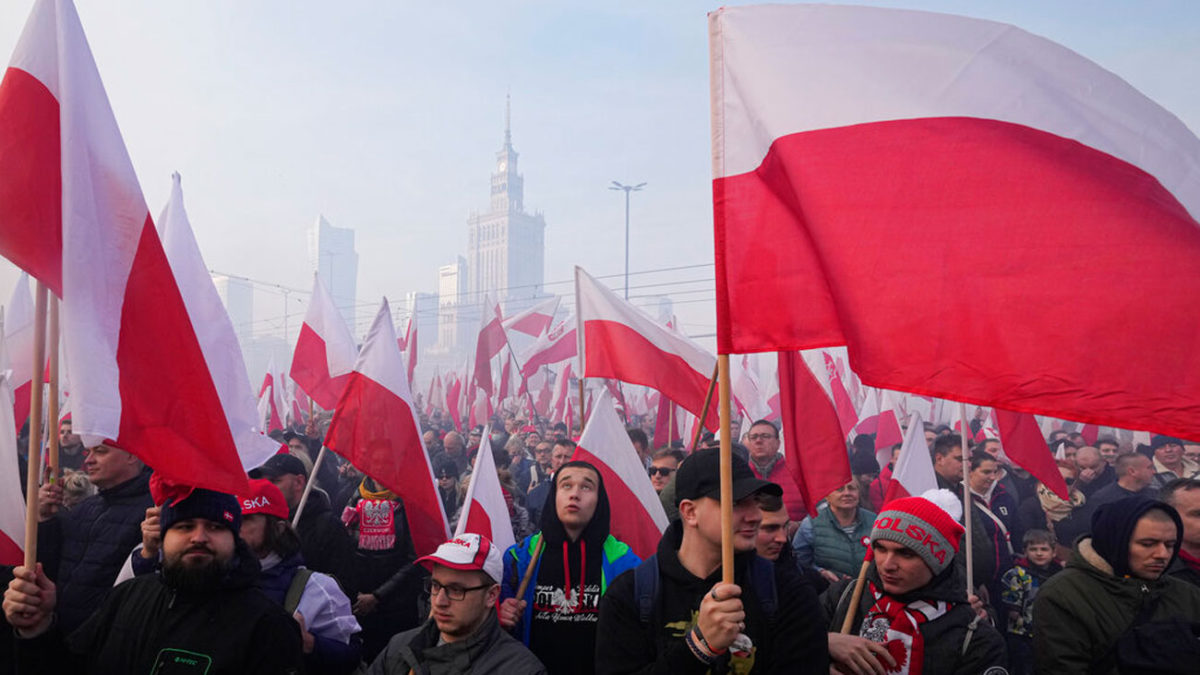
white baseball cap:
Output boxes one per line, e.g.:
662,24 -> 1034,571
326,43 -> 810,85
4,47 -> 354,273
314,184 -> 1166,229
416,533 -> 504,584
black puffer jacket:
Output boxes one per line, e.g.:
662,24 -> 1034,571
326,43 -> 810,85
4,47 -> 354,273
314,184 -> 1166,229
296,487 -> 359,595
17,539 -> 304,674
37,468 -> 152,632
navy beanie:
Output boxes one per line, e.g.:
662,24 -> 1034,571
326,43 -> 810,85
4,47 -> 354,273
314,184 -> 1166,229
1090,496 -> 1182,577
160,488 -> 242,535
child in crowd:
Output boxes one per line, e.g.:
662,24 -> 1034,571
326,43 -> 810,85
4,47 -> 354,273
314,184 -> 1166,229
1000,529 -> 1063,675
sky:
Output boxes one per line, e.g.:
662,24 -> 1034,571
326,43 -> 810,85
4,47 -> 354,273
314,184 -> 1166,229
0,0 -> 1197,351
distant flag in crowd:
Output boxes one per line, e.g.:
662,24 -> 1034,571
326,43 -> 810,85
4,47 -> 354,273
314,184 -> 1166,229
502,295 -> 559,338
399,314 -> 417,387
445,373 -> 463,432
324,298 -> 449,556
1078,422 -> 1100,446
995,408 -> 1070,499
4,274 -> 34,430
550,363 -> 573,426
854,390 -> 880,437
652,395 -> 680,450
518,314 -> 576,379
426,366 -> 443,417
822,352 -> 858,437
778,350 -> 853,516
291,273 -> 357,411
710,4 -> 1200,439
158,173 -> 278,472
875,389 -> 905,452
576,266 -> 719,431
0,348 -> 26,564
0,0 -> 248,494
572,390 -> 667,558
454,424 -> 516,554
883,413 -> 939,504
258,357 -> 284,434
473,293 -> 506,397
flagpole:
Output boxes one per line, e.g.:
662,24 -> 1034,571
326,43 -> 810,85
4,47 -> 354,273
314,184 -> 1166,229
691,364 -> 719,451
718,354 -> 734,584
22,282 -> 49,568
959,401 -> 975,597
292,446 -> 327,528
46,296 -> 60,483
577,379 -> 586,433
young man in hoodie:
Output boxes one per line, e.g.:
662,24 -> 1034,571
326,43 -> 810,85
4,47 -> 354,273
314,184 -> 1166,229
596,447 -> 829,674
499,459 -> 640,675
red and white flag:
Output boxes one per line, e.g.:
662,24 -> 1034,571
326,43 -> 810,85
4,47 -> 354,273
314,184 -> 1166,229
875,389 -> 905,453
502,296 -> 559,338
397,314 -> 418,388
572,389 -> 667,558
473,293 -> 506,397
550,363 -> 573,425
995,408 -> 1070,499
576,267 -> 719,430
454,424 -> 516,554
711,4 -> 1200,439
291,273 -> 357,411
258,358 -> 284,435
4,273 -> 34,430
0,343 -> 27,564
445,373 -> 464,432
324,298 -> 449,556
778,350 -> 853,516
518,314 -> 576,379
883,413 -> 939,504
0,0 -> 247,494
158,174 -> 278,472
822,352 -> 858,437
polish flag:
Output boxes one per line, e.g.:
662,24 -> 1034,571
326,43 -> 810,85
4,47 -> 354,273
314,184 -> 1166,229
398,315 -> 417,387
571,389 -> 668,558
0,0 -> 246,494
711,4 -> 1200,439
882,413 -> 939,504
576,267 -> 719,430
473,293 -> 505,397
258,359 -> 284,435
822,352 -> 858,437
778,350 -> 853,516
502,296 -> 560,338
445,373 -> 463,432
291,274 -> 357,411
0,343 -> 27,564
1078,422 -> 1100,446
875,389 -> 905,452
4,274 -> 34,430
426,367 -> 443,417
158,174 -> 278,472
467,384 -> 492,431
455,424 -> 516,554
652,396 -> 681,449
324,298 -> 449,556
518,314 -> 576,379
496,350 -> 513,406
551,363 -> 573,424
854,390 -> 880,437
995,408 -> 1070,499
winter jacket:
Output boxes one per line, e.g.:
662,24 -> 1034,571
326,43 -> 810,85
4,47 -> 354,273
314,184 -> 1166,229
998,557 -> 1062,637
1168,550 -> 1200,588
749,454 -> 806,521
792,506 -> 874,578
596,519 -> 829,674
365,611 -> 546,675
16,539 -> 303,674
258,551 -> 363,675
937,474 -> 998,586
296,487 -> 359,596
36,468 -> 152,632
1033,537 -> 1200,674
821,558 -> 1008,675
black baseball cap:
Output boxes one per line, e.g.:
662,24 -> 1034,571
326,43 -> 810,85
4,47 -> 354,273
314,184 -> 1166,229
249,453 -> 308,480
674,446 -> 781,507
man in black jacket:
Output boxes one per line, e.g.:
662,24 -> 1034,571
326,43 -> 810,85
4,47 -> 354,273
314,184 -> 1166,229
595,447 -> 829,674
35,443 -> 151,632
4,487 -> 304,674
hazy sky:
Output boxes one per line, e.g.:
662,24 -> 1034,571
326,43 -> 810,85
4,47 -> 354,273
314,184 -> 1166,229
1,0 -> 1197,346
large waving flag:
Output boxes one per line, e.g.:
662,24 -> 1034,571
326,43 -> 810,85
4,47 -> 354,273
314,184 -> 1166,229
158,174 -> 278,472
502,295 -> 559,338
576,266 -> 719,430
4,273 -> 34,430
291,273 -> 357,411
473,293 -> 505,397
324,298 -> 449,556
454,424 -> 516,554
572,389 -> 667,558
778,350 -> 853,516
0,349 -> 26,564
710,5 -> 1200,439
0,0 -> 246,494
518,314 -> 576,379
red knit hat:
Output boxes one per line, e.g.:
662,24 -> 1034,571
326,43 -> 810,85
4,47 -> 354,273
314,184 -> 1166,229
238,478 -> 290,520
871,492 -> 965,575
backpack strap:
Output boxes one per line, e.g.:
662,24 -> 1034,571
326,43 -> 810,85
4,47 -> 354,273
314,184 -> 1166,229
749,556 -> 778,624
634,553 -> 660,625
284,568 -> 314,616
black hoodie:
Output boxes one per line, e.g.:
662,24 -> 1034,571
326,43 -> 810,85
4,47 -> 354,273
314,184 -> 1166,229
528,460 -> 613,675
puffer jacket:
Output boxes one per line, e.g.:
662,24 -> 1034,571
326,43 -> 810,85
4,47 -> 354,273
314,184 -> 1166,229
365,611 -> 545,675
793,506 -> 874,578
1033,537 -> 1200,674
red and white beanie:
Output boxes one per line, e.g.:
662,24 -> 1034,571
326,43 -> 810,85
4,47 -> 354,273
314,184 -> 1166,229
416,533 -> 504,584
871,489 -> 965,575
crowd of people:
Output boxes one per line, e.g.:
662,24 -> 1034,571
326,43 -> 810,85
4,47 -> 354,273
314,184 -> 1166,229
3,407 -> 1200,673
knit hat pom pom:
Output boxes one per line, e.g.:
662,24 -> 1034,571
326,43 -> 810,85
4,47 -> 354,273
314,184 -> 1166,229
920,488 -> 962,522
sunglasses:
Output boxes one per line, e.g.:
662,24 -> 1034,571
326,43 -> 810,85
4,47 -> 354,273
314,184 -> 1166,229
648,466 -> 675,478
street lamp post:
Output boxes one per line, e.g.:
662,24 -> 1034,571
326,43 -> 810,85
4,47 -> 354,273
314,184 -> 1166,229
609,181 -> 646,299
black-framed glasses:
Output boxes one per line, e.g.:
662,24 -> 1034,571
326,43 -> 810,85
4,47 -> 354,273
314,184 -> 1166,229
423,578 -> 493,601
648,466 -> 675,478
747,433 -> 777,441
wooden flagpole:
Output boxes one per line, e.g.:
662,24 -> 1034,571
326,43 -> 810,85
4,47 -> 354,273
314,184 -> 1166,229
577,379 -> 585,433
959,401 -> 974,597
718,354 -> 734,584
691,364 -> 719,451
22,282 -> 49,568
46,297 -> 60,483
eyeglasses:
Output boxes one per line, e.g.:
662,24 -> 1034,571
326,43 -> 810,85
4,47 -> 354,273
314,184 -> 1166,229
747,433 -> 777,441
648,466 -> 675,478
423,578 -> 493,601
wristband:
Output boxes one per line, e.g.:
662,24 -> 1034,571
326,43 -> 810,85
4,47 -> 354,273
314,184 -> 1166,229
692,623 -> 728,655
685,628 -> 717,665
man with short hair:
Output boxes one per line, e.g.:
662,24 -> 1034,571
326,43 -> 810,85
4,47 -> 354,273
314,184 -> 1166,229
1151,435 -> 1200,490
4,488 -> 304,673
1034,496 -> 1200,672
822,492 -> 1008,675
931,435 -> 999,590
648,449 -> 683,494
526,438 -> 576,525
744,419 -> 807,521
1160,478 -> 1200,587
596,447 -> 828,673
366,534 -> 545,674
56,418 -> 85,473
1073,446 -> 1116,497
437,431 -> 467,477
529,441 -> 553,491
1095,437 -> 1120,466
1055,451 -> 1161,547
35,443 -> 151,633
